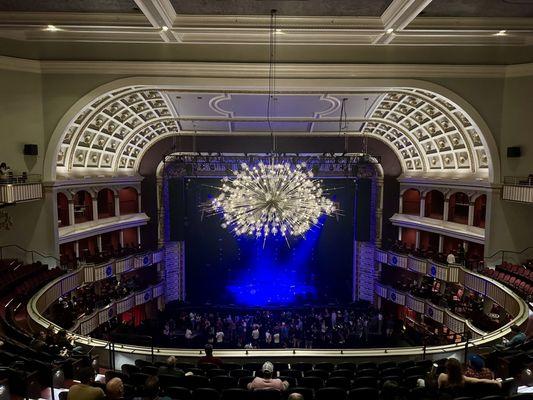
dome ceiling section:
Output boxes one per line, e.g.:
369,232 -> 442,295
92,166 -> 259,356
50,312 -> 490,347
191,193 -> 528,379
362,88 -> 488,174
57,86 -> 490,179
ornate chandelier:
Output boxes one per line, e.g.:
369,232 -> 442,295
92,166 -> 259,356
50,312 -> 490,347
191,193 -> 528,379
211,161 -> 336,239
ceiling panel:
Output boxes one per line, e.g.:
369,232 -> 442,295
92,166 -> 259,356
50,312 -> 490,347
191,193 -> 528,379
0,0 -> 140,13
169,0 -> 392,16
421,0 -> 533,17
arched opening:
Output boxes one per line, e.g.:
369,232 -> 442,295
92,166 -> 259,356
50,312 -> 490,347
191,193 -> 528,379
473,195 -> 486,228
59,242 -> 76,267
123,227 -> 139,249
73,190 -> 93,224
101,231 -> 120,255
57,192 -> 69,227
424,190 -> 444,220
443,236 -> 463,258
448,192 -> 469,224
119,187 -> 139,215
401,228 -> 417,250
420,231 -> 440,256
97,188 -> 115,219
402,189 -> 420,215
78,236 -> 98,260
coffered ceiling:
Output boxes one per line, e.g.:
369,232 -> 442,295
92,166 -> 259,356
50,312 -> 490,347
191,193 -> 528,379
0,0 -> 531,46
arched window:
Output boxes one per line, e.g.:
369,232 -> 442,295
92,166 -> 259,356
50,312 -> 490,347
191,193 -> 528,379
119,187 -> 139,215
424,190 -> 444,220
473,195 -> 486,228
97,188 -> 115,219
448,192 -> 469,224
402,189 -> 420,215
73,190 -> 93,224
57,192 -> 69,227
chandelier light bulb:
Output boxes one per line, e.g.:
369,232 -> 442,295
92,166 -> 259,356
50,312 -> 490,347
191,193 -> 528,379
211,162 -> 337,240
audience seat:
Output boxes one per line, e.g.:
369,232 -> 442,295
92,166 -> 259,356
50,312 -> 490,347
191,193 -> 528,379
167,386 -> 193,400
325,376 -> 350,390
304,369 -> 329,380
330,369 -> 354,379
352,376 -> 378,388
210,375 -> 237,391
315,362 -> 335,372
183,375 -> 210,390
231,369 -> 252,379
193,387 -> 220,400
250,389 -> 281,400
299,375 -> 323,391
221,387 -> 249,400
316,387 -> 347,400
238,376 -> 255,389
348,387 -> 379,400
292,362 -> 314,372
207,368 -> 227,378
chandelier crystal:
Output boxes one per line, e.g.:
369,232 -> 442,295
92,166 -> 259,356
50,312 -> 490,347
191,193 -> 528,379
211,161 -> 336,239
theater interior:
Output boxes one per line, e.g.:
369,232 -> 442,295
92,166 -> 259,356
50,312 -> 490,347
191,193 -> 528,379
0,1 -> 533,399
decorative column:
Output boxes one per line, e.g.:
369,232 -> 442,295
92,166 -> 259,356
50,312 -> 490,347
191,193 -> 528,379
119,230 -> 124,247
438,235 -> 444,253
443,198 -> 450,221
468,201 -> 475,226
137,192 -> 142,213
398,193 -> 404,214
415,230 -> 421,248
137,226 -> 141,246
96,235 -> 102,252
375,176 -> 384,247
74,241 -> 80,258
92,197 -> 98,220
114,194 -> 121,216
420,195 -> 426,217
68,199 -> 75,225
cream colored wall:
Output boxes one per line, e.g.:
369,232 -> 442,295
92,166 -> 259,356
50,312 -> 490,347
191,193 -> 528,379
0,67 -> 531,258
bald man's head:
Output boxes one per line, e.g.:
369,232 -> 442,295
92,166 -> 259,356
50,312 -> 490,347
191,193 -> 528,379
288,393 -> 304,400
106,377 -> 124,399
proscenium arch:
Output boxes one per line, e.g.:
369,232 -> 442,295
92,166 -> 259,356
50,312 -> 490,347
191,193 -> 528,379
44,76 -> 500,183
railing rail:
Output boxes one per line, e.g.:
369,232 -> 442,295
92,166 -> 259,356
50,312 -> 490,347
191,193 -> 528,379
0,244 -> 61,268
503,176 -> 533,186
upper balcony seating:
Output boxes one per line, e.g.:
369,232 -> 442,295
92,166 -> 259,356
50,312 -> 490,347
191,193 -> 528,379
482,260 -> 533,301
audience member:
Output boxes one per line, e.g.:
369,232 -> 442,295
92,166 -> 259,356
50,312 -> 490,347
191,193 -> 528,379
106,377 -> 124,400
438,358 -> 501,390
198,344 -> 223,367
465,354 -> 494,380
139,376 -> 170,400
67,367 -> 105,400
247,362 -> 289,391
287,393 -> 303,400
159,356 -> 183,377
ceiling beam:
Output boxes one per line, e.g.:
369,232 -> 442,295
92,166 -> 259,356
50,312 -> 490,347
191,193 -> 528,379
133,0 -> 180,42
374,0 -> 432,44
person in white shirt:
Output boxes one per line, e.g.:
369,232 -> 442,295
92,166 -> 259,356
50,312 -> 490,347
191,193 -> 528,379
265,330 -> 272,346
447,252 -> 456,264
216,330 -> 224,344
247,362 -> 289,391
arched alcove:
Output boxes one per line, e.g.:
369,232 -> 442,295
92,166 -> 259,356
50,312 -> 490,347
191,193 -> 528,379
402,189 -> 420,216
424,190 -> 444,220
448,192 -> 469,224
473,194 -> 487,228
119,187 -> 139,215
73,190 -> 93,224
57,192 -> 70,227
97,188 -> 115,219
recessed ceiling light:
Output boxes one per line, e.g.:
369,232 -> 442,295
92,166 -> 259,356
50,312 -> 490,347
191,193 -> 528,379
275,29 -> 285,35
386,28 -> 394,34
495,30 -> 507,36
161,26 -> 169,32
44,24 -> 60,32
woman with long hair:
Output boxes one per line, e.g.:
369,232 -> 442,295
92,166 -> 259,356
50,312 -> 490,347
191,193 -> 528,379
438,358 -> 501,389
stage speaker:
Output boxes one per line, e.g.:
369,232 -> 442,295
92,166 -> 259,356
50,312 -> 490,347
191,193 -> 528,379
23,144 -> 38,155
169,178 -> 186,241
507,146 -> 521,158
355,178 -> 372,242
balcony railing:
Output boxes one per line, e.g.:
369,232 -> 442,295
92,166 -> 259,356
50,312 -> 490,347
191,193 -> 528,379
503,176 -> 533,203
0,174 -> 42,204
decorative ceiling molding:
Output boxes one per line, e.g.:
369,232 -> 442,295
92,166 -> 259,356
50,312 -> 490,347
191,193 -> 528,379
54,85 -> 492,183
0,6 -> 532,46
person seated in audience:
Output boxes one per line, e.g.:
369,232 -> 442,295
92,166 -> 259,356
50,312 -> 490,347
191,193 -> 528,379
67,367 -> 105,400
504,325 -> 527,348
106,378 -> 124,400
438,358 -> 501,390
247,361 -> 289,391
136,376 -> 170,400
288,393 -> 303,400
197,343 -> 223,367
465,354 -> 494,379
159,356 -> 183,376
